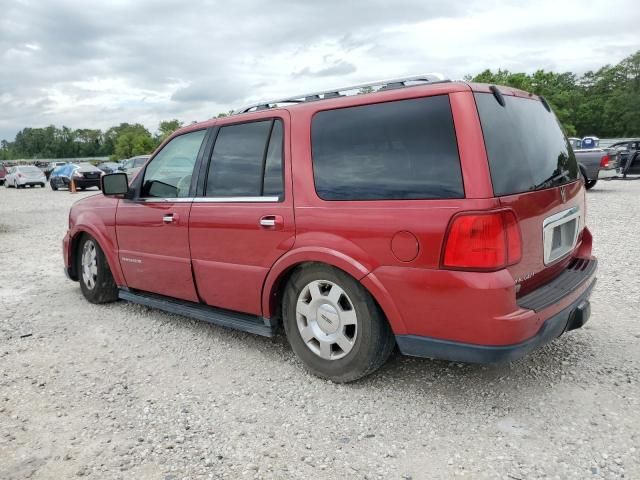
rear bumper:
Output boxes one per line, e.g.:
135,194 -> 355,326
396,279 -> 595,363
599,168 -> 618,179
74,178 -> 101,188
366,253 -> 597,363
17,178 -> 46,185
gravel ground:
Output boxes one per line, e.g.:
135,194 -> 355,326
1,180 -> 639,480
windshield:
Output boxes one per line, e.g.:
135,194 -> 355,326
474,93 -> 578,196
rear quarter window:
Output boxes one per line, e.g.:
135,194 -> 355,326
311,95 -> 464,200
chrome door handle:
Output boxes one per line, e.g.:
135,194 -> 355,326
259,215 -> 283,229
260,217 -> 276,227
163,215 -> 175,224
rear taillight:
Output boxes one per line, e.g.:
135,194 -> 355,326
442,210 -> 522,271
600,155 -> 610,168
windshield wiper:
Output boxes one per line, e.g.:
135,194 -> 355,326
534,169 -> 570,190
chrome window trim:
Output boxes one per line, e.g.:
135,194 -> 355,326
135,197 -> 194,203
542,206 -> 581,265
135,196 -> 280,203
194,196 -> 280,203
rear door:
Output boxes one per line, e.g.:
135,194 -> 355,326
473,90 -> 584,294
189,113 -> 295,316
115,129 -> 208,302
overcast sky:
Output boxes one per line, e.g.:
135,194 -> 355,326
1,0 -> 638,142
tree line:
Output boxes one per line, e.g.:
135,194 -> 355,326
1,50 -> 638,161
0,120 -> 183,161
468,50 -> 639,137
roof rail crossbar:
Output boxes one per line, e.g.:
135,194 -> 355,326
233,73 -> 449,114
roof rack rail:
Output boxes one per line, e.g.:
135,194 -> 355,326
233,73 -> 449,114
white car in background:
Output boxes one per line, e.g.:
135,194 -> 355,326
4,165 -> 47,188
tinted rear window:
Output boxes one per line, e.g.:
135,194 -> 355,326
474,93 -> 578,196
311,95 -> 464,200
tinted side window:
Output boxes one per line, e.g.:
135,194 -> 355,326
263,120 -> 284,197
142,129 -> 206,198
206,119 -> 283,198
311,95 -> 463,200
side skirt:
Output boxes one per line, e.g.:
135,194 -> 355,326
118,288 -> 276,337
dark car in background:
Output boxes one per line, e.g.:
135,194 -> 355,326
43,161 -> 68,179
50,163 -> 103,190
97,161 -> 123,174
612,139 -> 640,177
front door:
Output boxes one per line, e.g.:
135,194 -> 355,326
189,115 -> 295,315
116,129 -> 208,302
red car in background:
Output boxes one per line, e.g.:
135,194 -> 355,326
62,75 -> 597,382
0,163 -> 7,185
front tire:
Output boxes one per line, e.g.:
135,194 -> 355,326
585,179 -> 597,190
78,235 -> 119,304
282,264 -> 395,383
50,181 -> 58,191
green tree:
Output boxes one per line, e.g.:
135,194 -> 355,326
156,119 -> 183,143
105,123 -> 154,160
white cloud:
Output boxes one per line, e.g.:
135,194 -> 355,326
0,0 -> 638,141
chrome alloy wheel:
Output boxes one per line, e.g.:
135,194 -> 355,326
81,240 -> 98,290
295,280 -> 358,360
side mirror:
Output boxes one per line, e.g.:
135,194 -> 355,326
101,172 -> 129,196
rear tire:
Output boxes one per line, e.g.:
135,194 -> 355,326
282,264 -> 395,383
77,235 -> 119,304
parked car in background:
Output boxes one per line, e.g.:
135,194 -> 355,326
50,163 -> 103,190
97,161 -> 123,174
0,162 -> 7,185
63,76 -> 597,382
611,139 -> 640,177
574,148 -> 619,189
43,161 -> 68,179
4,165 -> 47,188
49,164 -> 76,190
120,155 -> 150,180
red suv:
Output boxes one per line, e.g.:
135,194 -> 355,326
63,75 -> 597,382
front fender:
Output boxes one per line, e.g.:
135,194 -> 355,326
69,209 -> 125,287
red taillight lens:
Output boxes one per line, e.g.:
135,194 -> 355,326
442,211 -> 522,271
600,155 -> 610,168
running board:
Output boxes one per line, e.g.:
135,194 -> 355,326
118,289 -> 276,337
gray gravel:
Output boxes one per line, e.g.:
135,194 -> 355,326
1,180 -> 639,480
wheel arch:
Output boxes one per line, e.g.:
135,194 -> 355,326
261,249 -> 406,334
69,226 -> 125,286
